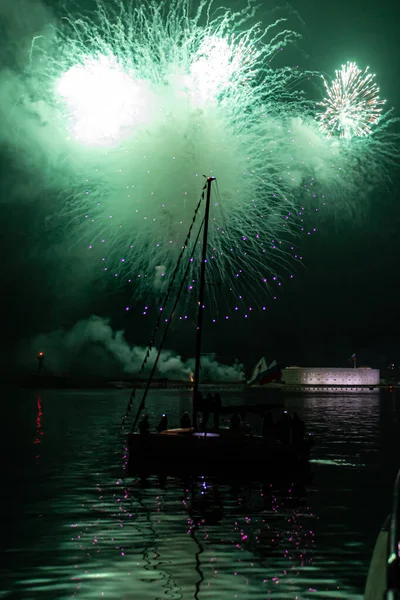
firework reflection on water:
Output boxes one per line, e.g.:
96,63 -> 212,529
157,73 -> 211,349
1,387 -> 396,598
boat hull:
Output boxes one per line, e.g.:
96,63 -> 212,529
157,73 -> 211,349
127,429 -> 311,479
364,515 -> 390,600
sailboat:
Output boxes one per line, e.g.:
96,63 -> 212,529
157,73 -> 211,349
126,176 -> 312,479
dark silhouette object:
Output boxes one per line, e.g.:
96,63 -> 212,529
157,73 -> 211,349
37,352 -> 44,374
230,413 -> 241,430
262,412 -> 274,440
202,393 -> 213,429
239,417 -> 251,434
194,391 -> 203,421
275,410 -> 292,444
213,393 -> 221,428
180,412 -> 191,428
292,412 -> 305,443
157,414 -> 168,433
139,414 -> 150,435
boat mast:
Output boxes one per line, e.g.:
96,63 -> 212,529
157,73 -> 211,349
192,176 -> 215,426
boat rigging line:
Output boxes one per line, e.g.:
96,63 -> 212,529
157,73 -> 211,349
129,215 -> 205,434
120,179 -> 209,428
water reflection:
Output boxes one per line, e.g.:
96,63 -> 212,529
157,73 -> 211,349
34,395 -> 44,463
2,388 -> 398,599
115,475 -> 318,599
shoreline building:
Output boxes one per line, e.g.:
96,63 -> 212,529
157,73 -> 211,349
281,366 -> 380,387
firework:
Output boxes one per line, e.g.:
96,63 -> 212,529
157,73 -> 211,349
317,61 -> 385,139
5,1 -> 396,317
29,0 -> 321,309
56,54 -> 154,145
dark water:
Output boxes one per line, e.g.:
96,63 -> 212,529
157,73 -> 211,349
2,387 -> 400,599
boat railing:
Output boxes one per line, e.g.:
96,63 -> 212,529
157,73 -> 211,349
387,468 -> 400,596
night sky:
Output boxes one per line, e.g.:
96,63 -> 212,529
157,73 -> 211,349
0,0 -> 399,377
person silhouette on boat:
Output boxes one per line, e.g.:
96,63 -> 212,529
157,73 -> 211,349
139,414 -> 150,435
157,414 -> 168,433
262,412 -> 274,441
239,416 -> 251,434
194,391 -> 203,416
292,412 -> 305,443
230,413 -> 241,430
180,412 -> 191,429
275,410 -> 292,444
213,392 -> 221,428
202,393 -> 213,429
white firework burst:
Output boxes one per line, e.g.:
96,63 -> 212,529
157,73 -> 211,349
317,61 -> 385,139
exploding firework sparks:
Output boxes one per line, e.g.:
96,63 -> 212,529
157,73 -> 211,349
3,0 -> 395,319
317,61 -> 386,139
30,0 -> 324,311
56,54 -> 153,145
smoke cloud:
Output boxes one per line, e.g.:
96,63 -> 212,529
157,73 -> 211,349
21,315 -> 244,381
1,0 -> 397,346
3,0 -> 392,311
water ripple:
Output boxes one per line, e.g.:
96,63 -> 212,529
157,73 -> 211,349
1,388 -> 399,598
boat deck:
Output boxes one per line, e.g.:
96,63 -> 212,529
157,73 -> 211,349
127,427 -> 312,479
